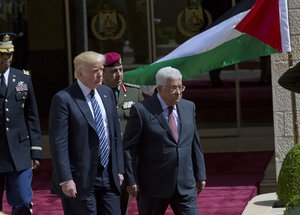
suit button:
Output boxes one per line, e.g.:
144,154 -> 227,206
6,127 -> 9,132
5,99 -> 8,102
6,118 -> 9,122
5,108 -> 9,112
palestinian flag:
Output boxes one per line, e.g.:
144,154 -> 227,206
124,0 -> 291,85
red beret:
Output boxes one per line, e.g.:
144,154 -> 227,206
104,52 -> 122,67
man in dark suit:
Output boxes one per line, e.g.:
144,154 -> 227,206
49,51 -> 124,215
278,62 -> 300,93
0,32 -> 42,214
123,66 -> 206,215
102,52 -> 143,215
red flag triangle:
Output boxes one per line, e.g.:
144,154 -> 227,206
235,0 -> 282,52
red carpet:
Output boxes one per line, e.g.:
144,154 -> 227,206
127,186 -> 258,215
2,151 -> 273,215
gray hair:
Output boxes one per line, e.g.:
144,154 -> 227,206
74,51 -> 105,78
155,66 -> 182,86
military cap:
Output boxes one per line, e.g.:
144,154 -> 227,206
0,32 -> 17,53
278,62 -> 300,93
104,52 -> 122,67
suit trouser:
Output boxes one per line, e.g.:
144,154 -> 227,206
137,189 -> 199,215
0,176 -> 4,212
61,187 -> 121,215
0,168 -> 32,215
120,183 -> 129,215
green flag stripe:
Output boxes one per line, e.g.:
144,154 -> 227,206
124,34 -> 278,85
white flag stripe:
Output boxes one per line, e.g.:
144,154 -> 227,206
279,0 -> 291,52
156,11 -> 249,63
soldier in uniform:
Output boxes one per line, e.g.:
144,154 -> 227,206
102,52 -> 143,215
0,32 -> 42,214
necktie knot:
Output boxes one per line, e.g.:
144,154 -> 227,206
90,89 -> 95,97
168,106 -> 174,114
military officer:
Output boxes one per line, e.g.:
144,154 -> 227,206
0,32 -> 42,214
103,52 -> 143,134
102,52 -> 143,215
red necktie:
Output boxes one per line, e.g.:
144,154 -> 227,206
168,106 -> 179,143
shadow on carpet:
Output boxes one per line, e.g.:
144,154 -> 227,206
3,151 -> 273,215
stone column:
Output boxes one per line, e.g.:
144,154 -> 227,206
272,0 -> 300,178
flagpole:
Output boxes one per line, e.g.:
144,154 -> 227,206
64,0 -> 73,85
146,0 -> 156,62
231,0 -> 241,134
288,52 -> 299,144
285,0 -> 298,144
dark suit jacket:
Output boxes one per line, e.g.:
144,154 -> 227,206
0,67 -> 41,172
49,82 -> 124,200
278,62 -> 300,93
123,94 -> 206,198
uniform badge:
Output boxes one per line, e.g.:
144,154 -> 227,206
15,81 -> 28,92
122,101 -> 134,109
23,70 -> 30,76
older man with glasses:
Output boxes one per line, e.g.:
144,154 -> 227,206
123,66 -> 206,215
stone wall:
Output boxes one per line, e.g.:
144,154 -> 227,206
272,0 -> 300,178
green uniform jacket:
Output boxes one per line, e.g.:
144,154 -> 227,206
116,83 -> 143,134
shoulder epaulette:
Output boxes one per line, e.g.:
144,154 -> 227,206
123,82 -> 140,88
23,70 -> 30,76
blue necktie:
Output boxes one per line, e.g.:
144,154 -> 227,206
90,89 -> 110,168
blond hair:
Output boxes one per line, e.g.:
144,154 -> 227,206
73,51 -> 105,78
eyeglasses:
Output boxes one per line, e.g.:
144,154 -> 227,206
163,85 -> 185,93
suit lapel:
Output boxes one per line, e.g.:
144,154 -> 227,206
97,86 -> 110,118
117,88 -> 126,106
97,86 -> 113,141
150,95 -> 174,138
6,69 -> 18,97
176,101 -> 185,144
71,82 -> 96,131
